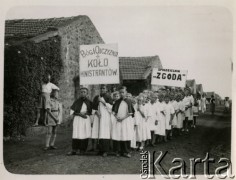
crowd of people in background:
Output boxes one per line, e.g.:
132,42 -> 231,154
34,73 -> 230,158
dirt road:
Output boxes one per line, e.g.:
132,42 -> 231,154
3,110 -> 231,175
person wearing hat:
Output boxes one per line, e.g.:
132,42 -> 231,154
67,87 -> 93,155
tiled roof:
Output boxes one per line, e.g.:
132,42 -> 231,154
196,84 -> 203,93
214,93 -> 221,100
5,16 -> 86,38
186,79 -> 196,93
186,79 -> 195,87
206,92 -> 215,98
119,56 -> 162,80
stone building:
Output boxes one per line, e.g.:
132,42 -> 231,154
5,16 -> 105,123
4,16 -> 163,133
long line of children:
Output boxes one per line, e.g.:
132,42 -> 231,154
40,82 -> 201,158
64,85 -> 201,158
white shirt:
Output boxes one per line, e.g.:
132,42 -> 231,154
225,100 -> 230,108
148,103 -> 160,120
164,102 -> 175,116
42,82 -> 59,93
170,100 -> 178,112
117,100 -> 129,119
183,96 -> 193,107
143,103 -> 151,118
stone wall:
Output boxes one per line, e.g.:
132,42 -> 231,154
57,16 -> 104,120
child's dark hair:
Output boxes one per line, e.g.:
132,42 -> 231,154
42,72 -> 51,83
119,86 -> 127,91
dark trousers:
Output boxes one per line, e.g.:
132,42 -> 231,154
72,139 -> 88,152
211,104 -> 215,115
166,130 -> 171,139
193,116 -> 197,125
99,139 -> 110,153
113,140 -> 121,152
183,117 -> 188,130
113,140 -> 130,154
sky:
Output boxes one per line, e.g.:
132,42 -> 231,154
5,6 -> 233,98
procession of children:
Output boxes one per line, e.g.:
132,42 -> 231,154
35,74 -> 205,158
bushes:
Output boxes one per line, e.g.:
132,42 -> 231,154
4,36 -> 63,137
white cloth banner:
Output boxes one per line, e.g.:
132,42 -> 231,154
79,44 -> 119,85
151,68 -> 188,87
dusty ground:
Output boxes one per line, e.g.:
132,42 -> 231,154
3,106 -> 231,175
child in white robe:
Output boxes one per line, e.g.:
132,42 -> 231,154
142,93 -> 152,147
111,92 -> 120,141
147,93 -> 160,146
112,86 -> 134,158
153,99 -> 161,143
130,98 -> 137,150
111,92 -> 121,156
157,94 -> 166,142
163,95 -> 174,142
67,88 -> 92,156
170,92 -> 178,138
91,85 -> 113,156
126,93 -> 136,151
135,96 -> 150,151
175,93 -> 185,135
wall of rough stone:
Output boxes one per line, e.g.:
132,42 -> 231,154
57,16 -> 104,120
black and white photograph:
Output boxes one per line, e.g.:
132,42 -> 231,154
1,0 -> 235,178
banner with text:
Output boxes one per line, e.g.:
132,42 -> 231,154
79,44 -> 119,85
151,68 -> 188,87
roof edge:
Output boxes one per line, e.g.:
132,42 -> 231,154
30,31 -> 59,43
5,15 -> 91,44
119,55 -> 159,59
